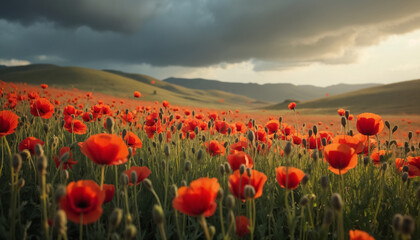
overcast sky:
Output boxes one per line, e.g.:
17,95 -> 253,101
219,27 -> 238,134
1,0 -> 420,86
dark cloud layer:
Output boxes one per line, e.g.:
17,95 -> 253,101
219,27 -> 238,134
1,0 -> 420,70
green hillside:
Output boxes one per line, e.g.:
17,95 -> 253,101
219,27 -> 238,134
0,64 -> 257,108
267,79 -> 420,114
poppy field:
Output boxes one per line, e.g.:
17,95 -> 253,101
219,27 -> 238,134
1,81 -> 420,240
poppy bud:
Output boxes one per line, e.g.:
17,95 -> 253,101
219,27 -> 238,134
20,149 -> 31,160
109,208 -> 123,230
239,164 -> 246,175
35,143 -> 44,157
278,116 -> 282,123
402,165 -> 409,173
170,184 -> 178,198
381,162 -> 388,172
392,125 -> 398,134
323,208 -> 334,227
207,121 -> 212,129
402,172 -> 409,183
284,142 -> 292,156
228,128 -> 232,135
345,110 -> 350,120
194,126 -> 199,135
331,193 -> 343,212
12,154 -> 22,173
217,188 -> 224,201
43,123 -> 49,134
54,210 -> 67,235
152,205 -> 165,225
185,161 -> 191,172
320,175 -> 329,190
301,175 -> 309,186
244,185 -> 256,199
158,133 -> 163,143
349,129 -> 353,136
54,185 -> 66,203
408,131 -> 413,140
124,224 -> 137,240
197,149 -> 203,161
224,162 -> 232,174
106,117 -> 114,133
209,225 -> 216,239
363,156 -> 370,166
120,173 -> 129,187
411,145 -> 415,152
177,122 -> 183,131
220,164 -> 225,175
393,214 -> 403,232
401,215 -> 415,236
308,129 -> 313,137
313,126 -> 318,136
299,196 -> 309,206
385,120 -> 390,129
60,119 -> 65,128
341,117 -> 346,127
226,195 -> 235,209
302,139 -> 307,147
164,144 -> 170,157
180,180 -> 187,187
130,171 -> 137,185
17,178 -> 25,190
36,155 -> 48,175
311,151 -> 318,162
247,131 -> 255,142
122,129 -> 128,140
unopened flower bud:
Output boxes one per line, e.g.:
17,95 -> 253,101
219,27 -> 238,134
34,144 -> 44,157
313,125 -> 318,135
323,208 -> 334,227
393,214 -> 403,232
120,173 -> 129,186
363,156 -> 370,166
54,210 -> 67,235
219,164 -> 225,175
226,195 -> 235,209
130,171 -> 137,185
43,123 -> 49,134
402,172 -> 409,182
247,130 -> 255,142
284,142 -> 292,156
12,154 -> 22,173
320,176 -> 329,190
401,215 -> 415,236
246,168 -> 252,178
143,178 -> 153,190
196,149 -> 203,161
381,162 -> 388,171
124,224 -> 137,240
36,155 -> 48,174
224,162 -> 232,174
331,193 -> 343,212
403,165 -> 409,173
106,117 -> 114,133
54,185 -> 66,203
239,164 -> 246,175
385,120 -> 390,129
341,117 -> 346,127
217,188 -> 224,201
164,144 -> 170,157
392,125 -> 398,134
109,208 -> 123,230
301,175 -> 309,186
299,196 -> 309,206
244,185 -> 256,199
185,161 -> 191,172
152,205 -> 165,225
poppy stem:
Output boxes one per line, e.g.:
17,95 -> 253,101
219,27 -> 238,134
100,165 -> 105,190
219,199 -> 226,237
199,215 -> 211,240
79,214 -> 83,240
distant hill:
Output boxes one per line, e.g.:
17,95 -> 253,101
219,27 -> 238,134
0,64 -> 258,108
268,79 -> 420,114
0,65 -> 7,69
163,77 -> 380,102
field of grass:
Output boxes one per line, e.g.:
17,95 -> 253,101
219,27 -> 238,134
0,81 -> 420,240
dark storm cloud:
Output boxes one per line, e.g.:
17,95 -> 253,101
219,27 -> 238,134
1,0 -> 420,70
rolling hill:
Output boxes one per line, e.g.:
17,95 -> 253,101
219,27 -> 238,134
0,64 -> 258,108
268,79 -> 420,114
164,77 -> 380,102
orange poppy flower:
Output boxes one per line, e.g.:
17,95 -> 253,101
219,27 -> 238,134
275,166 -> 305,190
265,120 -> 280,134
162,100 -> 170,108
396,157 -> 420,177
228,169 -> 267,200
102,184 -> 115,203
337,108 -> 345,116
205,140 -> 226,156
40,84 -> 48,89
356,113 -> 384,136
134,91 -> 141,98
349,230 -> 375,240
324,143 -> 357,175
370,150 -> 391,165
18,137 -> 44,155
124,166 -> 151,185
30,98 -> 54,119
123,131 -> 142,154
64,118 -> 87,135
288,102 -> 296,110
60,180 -> 105,224
235,216 -> 251,238
173,177 -> 220,217
79,133 -> 129,166
227,150 -> 253,171
0,110 -> 19,137
332,135 -> 364,154
54,147 -> 77,170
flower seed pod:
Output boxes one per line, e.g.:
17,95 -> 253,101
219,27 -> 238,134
12,154 -> 22,173
217,188 -> 224,201
224,162 -> 232,174
130,171 -> 137,185
308,129 -> 313,137
284,142 -> 292,156
392,125 -> 398,134
185,161 -> 191,172
301,175 -> 309,186
196,149 -> 203,161
392,214 -> 403,232
385,120 -> 390,129
152,204 -> 165,225
109,208 -> 123,230
120,173 -> 129,187
299,195 -> 309,206
54,185 -> 67,203
164,144 -> 170,157
341,117 -> 346,127
345,110 -> 350,120
124,224 -> 137,240
320,176 -> 329,190
323,208 -> 334,227
402,172 -> 409,183
313,125 -> 318,136
401,215 -> 415,236
247,130 -> 255,143
239,164 -> 246,175
170,184 -> 178,198
246,168 -> 252,178
143,179 -> 153,190
408,131 -> 413,140
36,155 -> 48,175
244,185 -> 256,199
219,164 -> 225,175
106,117 -> 115,134
34,143 -> 44,157
226,195 -> 235,209
331,193 -> 343,212
321,137 -> 327,147
54,210 -> 67,235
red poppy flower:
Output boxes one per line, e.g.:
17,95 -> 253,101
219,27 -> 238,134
356,113 -> 384,136
0,110 -> 19,137
79,133 -> 129,166
162,100 -> 170,108
230,137 -> 248,152
30,98 -> 54,119
60,180 -> 105,224
337,108 -> 345,116
265,120 -> 280,134
214,120 -> 230,134
173,177 -> 220,217
54,147 -> 77,170
227,150 -> 253,171
235,216 -> 251,238
275,166 -> 305,190
28,91 -> 40,100
134,91 -> 141,98
64,118 -> 87,135
235,121 -> 247,133
40,84 -> 48,89
124,166 -> 151,185
288,102 -> 296,110
205,140 -> 226,156
228,169 -> 267,200
396,156 -> 420,177
18,137 -> 44,155
333,135 -> 364,154
123,131 -> 142,154
102,184 -> 115,203
324,143 -> 357,175
370,150 -> 391,165
349,230 -> 375,240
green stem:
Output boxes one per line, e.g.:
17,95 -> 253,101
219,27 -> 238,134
100,165 -> 105,190
79,214 -> 83,240
199,215 -> 211,240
